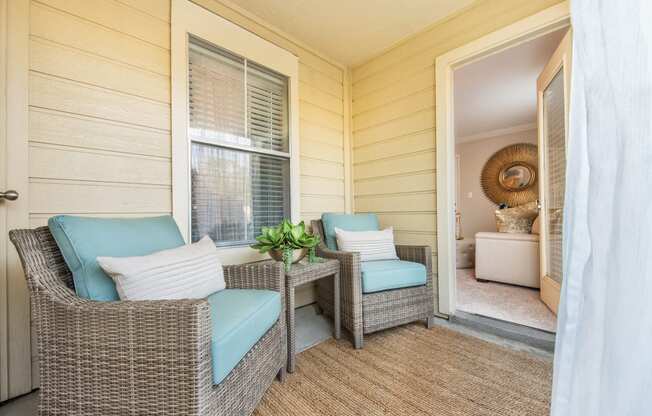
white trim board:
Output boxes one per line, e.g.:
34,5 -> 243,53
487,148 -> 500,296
435,2 -> 570,315
343,67 -> 354,213
456,123 -> 537,144
171,0 -> 300,263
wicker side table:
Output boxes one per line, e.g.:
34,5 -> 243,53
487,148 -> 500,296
285,258 -> 340,373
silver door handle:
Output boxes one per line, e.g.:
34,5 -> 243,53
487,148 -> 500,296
0,190 -> 19,201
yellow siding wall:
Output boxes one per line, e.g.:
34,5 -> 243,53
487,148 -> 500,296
27,0 -> 348,308
351,0 -> 563,313
28,0 -> 348,228
28,0 -> 173,227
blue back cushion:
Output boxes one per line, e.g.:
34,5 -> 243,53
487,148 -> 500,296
321,213 -> 379,250
48,215 -> 185,301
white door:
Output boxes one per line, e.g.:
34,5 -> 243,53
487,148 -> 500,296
537,29 -> 572,315
1,0 -> 33,401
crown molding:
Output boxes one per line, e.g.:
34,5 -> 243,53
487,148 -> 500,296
456,122 -> 537,144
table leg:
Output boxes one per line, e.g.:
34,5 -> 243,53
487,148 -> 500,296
333,271 -> 341,339
287,283 -> 296,373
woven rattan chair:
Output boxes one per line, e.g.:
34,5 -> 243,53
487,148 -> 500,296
311,219 -> 434,349
9,227 -> 286,416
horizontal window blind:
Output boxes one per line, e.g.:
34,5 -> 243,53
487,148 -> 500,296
543,69 -> 566,284
188,36 -> 291,245
247,62 -> 288,153
188,39 -> 245,146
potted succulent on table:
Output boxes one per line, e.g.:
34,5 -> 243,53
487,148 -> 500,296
251,219 -> 321,271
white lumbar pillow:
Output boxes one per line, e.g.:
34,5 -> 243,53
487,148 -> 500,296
97,235 -> 225,301
334,227 -> 399,262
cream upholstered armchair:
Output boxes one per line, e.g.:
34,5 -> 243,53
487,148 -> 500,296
475,232 -> 540,288
311,213 -> 434,349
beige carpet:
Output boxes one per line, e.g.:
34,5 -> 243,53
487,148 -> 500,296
255,324 -> 552,416
457,269 -> 557,332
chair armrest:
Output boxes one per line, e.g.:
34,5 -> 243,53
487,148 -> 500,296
316,244 -> 363,286
32,270 -> 211,317
396,245 -> 434,292
316,244 -> 361,269
223,261 -> 284,292
32,270 -> 214,394
37,274 -> 212,343
315,243 -> 363,339
396,245 -> 432,269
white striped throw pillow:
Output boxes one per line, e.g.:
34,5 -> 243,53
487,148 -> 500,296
334,227 -> 398,262
97,235 -> 225,301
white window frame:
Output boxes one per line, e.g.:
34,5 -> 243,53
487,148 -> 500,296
171,0 -> 300,262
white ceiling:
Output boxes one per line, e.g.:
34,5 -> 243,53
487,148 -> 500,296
226,0 -> 475,66
454,29 -> 567,141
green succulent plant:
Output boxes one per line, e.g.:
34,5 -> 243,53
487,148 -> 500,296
251,219 -> 321,270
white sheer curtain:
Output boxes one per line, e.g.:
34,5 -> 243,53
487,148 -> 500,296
552,1 -> 652,415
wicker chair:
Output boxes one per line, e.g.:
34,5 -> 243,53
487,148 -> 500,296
9,227 -> 286,416
311,220 -> 435,349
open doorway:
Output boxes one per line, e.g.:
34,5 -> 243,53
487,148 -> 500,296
451,28 -> 567,333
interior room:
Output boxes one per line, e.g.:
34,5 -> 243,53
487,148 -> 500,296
453,29 -> 565,333
1,1 -> 649,415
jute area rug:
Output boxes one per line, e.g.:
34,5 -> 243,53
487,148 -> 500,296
255,324 -> 552,416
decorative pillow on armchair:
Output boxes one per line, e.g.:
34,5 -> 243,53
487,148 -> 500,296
495,201 -> 539,233
48,215 -> 186,301
97,236 -> 225,301
334,227 -> 398,261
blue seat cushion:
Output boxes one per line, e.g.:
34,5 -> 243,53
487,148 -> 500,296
48,215 -> 185,301
208,289 -> 281,384
361,260 -> 427,294
321,213 -> 379,250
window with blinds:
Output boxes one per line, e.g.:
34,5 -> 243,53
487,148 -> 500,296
188,36 -> 290,245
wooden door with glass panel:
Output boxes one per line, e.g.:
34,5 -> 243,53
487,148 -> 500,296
537,29 -> 571,315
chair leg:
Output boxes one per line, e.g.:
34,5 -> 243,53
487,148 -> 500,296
277,366 -> 287,382
426,316 -> 435,329
354,332 -> 364,349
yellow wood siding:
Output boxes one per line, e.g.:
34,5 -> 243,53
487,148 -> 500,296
28,0 -> 172,228
29,0 -> 348,226
27,0 -> 347,311
351,0 -> 564,313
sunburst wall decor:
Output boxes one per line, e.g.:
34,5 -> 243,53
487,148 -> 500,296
480,143 -> 538,207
